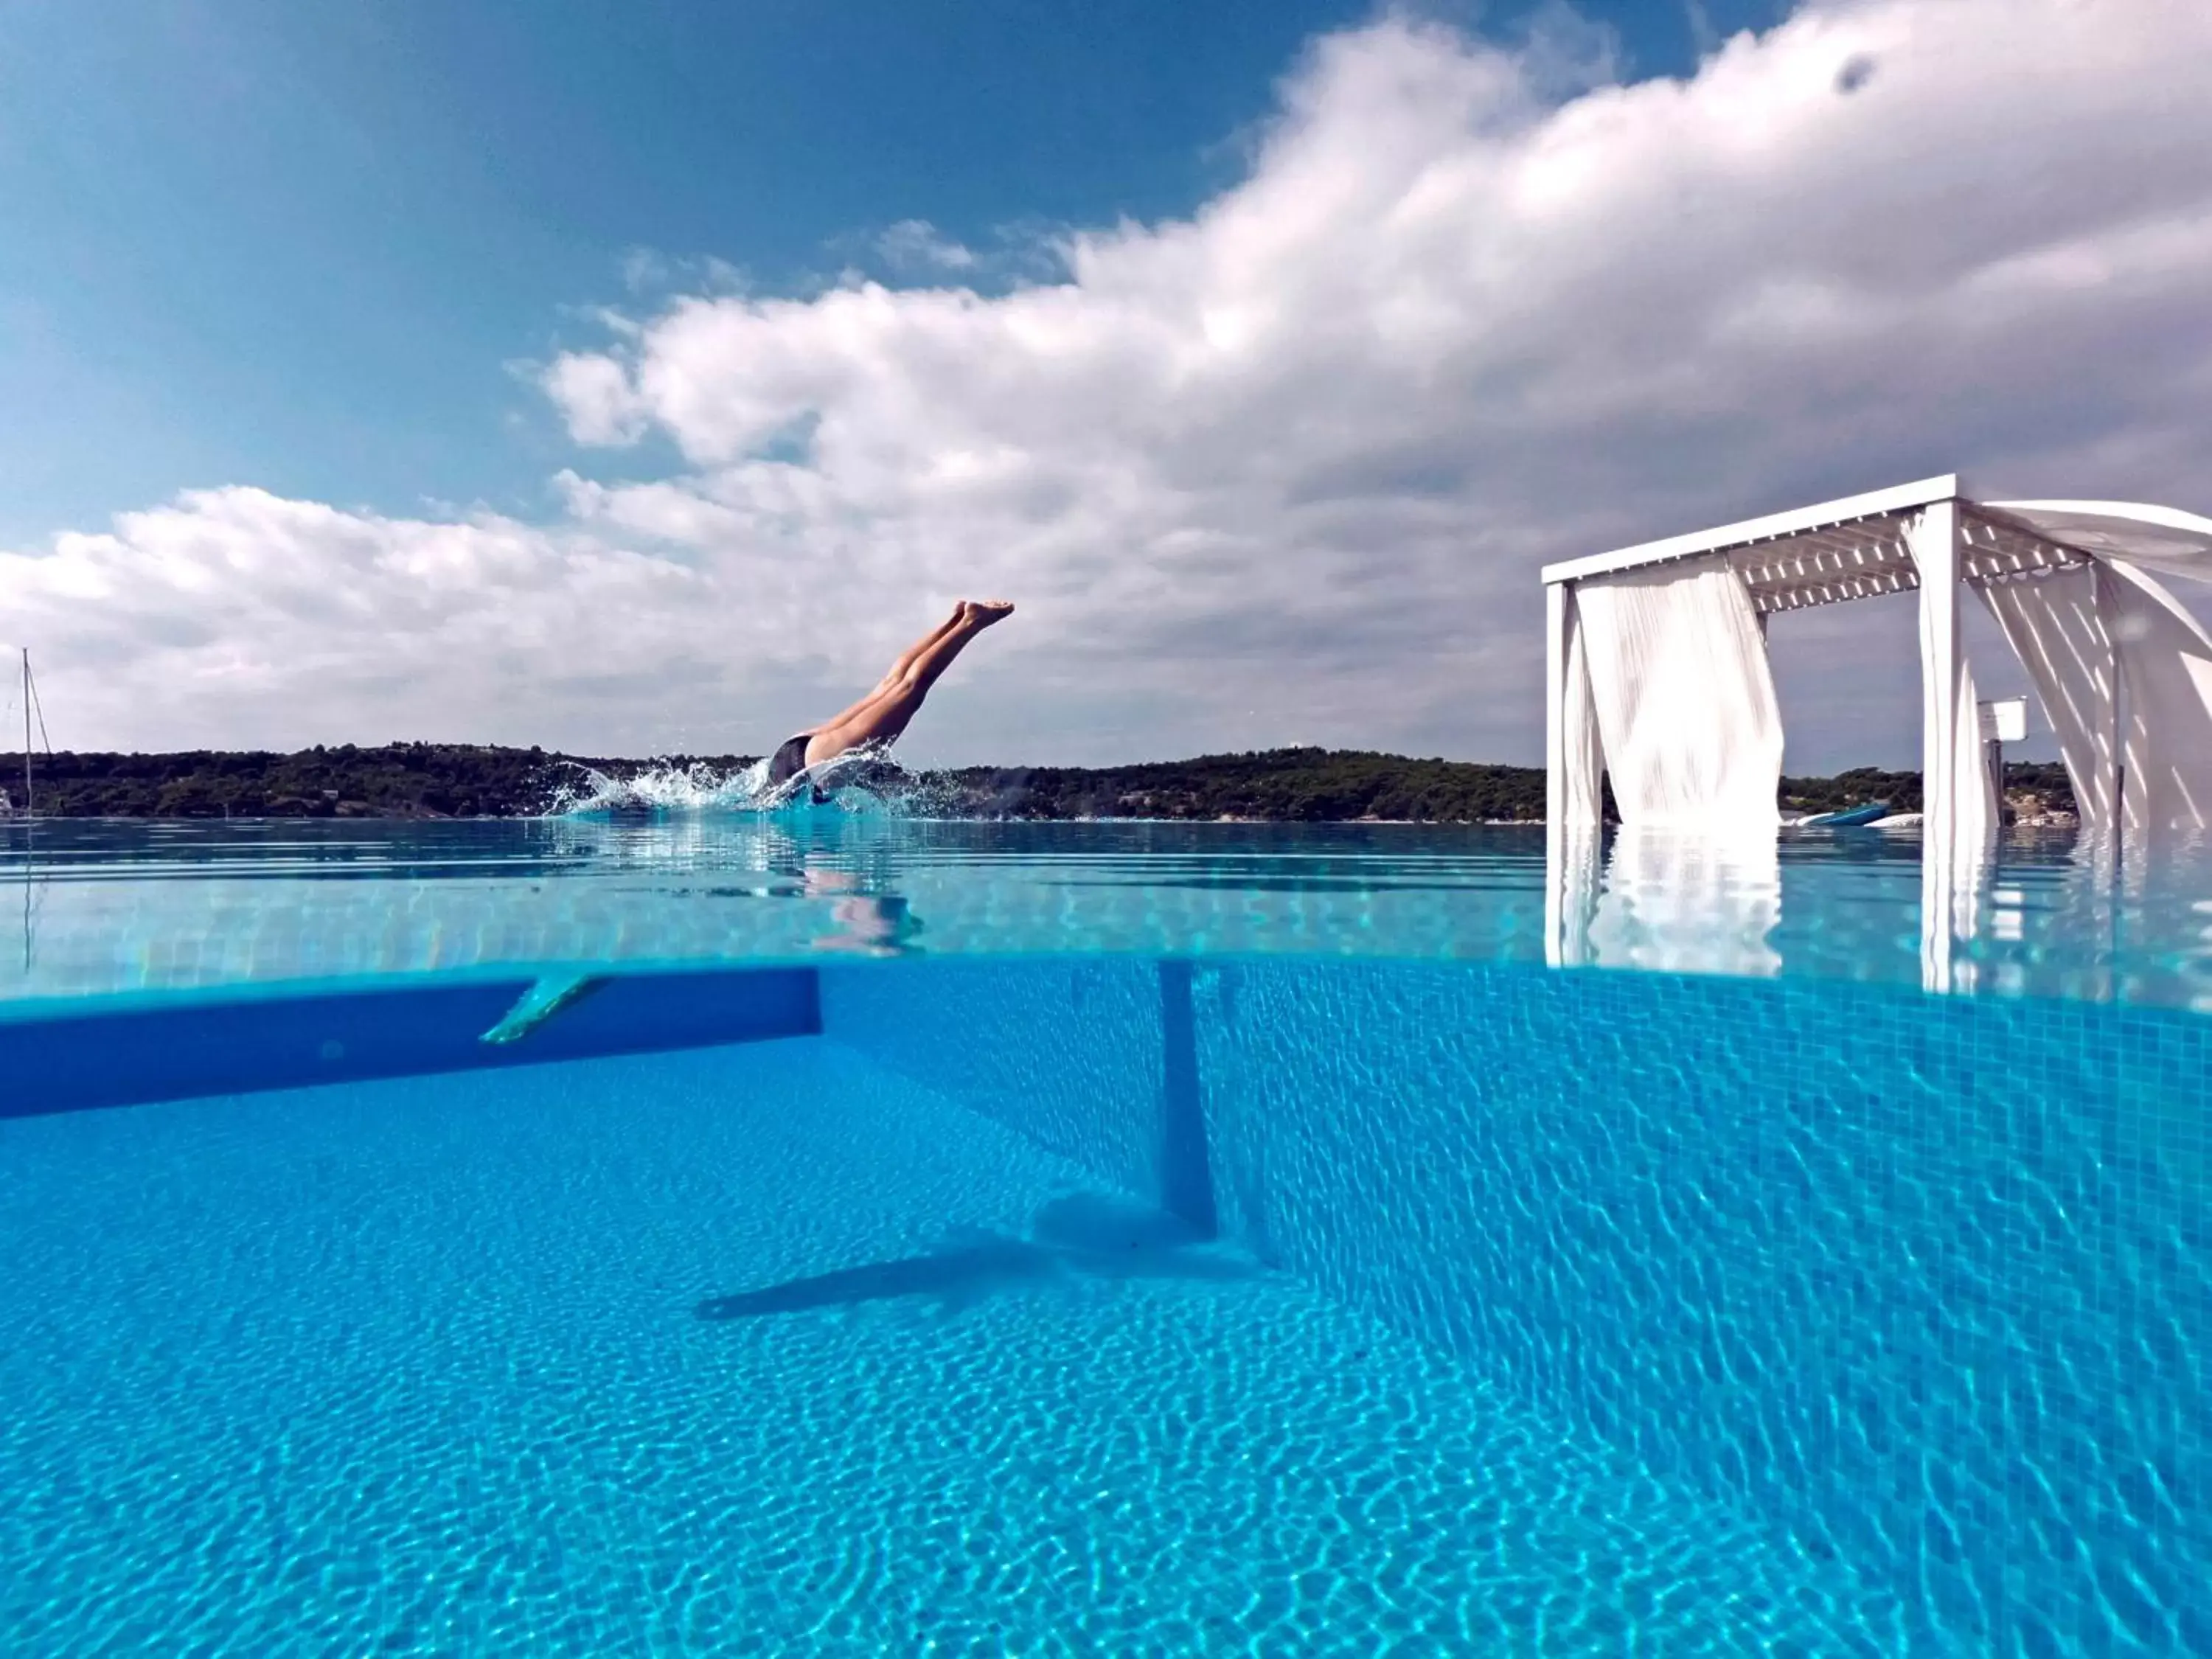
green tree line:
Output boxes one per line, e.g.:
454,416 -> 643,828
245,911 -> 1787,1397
0,743 -> 2080,822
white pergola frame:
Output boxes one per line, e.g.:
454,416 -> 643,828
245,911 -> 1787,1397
1540,473 -> 2115,866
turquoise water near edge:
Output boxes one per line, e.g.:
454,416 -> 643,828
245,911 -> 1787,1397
0,818 -> 2206,1654
6,815 -> 2212,1006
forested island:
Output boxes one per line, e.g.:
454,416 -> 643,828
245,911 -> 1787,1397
0,742 -> 2079,823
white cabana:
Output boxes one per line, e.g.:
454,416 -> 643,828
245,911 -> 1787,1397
1542,476 -> 2212,863
1540,477 -> 2212,992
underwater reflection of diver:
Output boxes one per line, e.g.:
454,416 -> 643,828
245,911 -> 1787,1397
818,892 -> 921,953
798,862 -> 923,953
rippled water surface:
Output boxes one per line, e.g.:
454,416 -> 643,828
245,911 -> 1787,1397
5,813 -> 2212,1007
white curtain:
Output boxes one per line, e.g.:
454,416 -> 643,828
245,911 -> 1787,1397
1977,567 -> 2120,838
1978,560 -> 2212,841
1555,591 -> 1605,828
1573,556 -> 1783,830
1994,501 -> 2212,587
2108,561 -> 2212,838
1544,587 -> 1605,964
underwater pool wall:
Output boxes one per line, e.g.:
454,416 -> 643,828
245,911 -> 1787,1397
818,959 -> 1217,1234
821,957 -> 2211,1656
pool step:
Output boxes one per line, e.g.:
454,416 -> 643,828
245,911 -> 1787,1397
0,966 -> 822,1119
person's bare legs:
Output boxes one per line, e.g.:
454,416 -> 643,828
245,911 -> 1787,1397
803,599 -> 1013,767
801,604 -> 970,739
876,605 -> 970,692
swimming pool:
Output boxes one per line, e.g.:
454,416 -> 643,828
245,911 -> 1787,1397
1,818 -> 2205,1654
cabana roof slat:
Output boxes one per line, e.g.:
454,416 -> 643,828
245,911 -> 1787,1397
1544,476 -> 2101,616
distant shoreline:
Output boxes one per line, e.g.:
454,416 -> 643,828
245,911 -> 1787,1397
0,743 -> 2080,824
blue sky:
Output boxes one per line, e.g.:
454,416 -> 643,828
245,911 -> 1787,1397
1,0 -> 1778,545
1,0 -> 2203,765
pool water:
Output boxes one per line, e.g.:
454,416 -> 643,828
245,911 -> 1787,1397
0,1044 -> 1885,1657
5,814 -> 2211,1006
1,818 -> 2205,1655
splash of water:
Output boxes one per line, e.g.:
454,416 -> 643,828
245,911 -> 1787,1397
545,757 -> 773,815
544,745 -> 919,817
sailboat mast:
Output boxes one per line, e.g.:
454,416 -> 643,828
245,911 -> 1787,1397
20,649 -> 30,820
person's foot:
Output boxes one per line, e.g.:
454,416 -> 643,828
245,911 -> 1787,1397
963,599 -> 1015,627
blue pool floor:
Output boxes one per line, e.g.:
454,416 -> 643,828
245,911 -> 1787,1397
1,1042 -> 1892,1656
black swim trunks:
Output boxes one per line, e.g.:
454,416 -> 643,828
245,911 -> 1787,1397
765,734 -> 813,789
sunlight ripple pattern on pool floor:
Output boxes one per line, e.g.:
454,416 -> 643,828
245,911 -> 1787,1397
0,1043 -> 1882,1656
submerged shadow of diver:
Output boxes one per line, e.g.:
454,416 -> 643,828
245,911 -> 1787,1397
694,1192 -> 1259,1321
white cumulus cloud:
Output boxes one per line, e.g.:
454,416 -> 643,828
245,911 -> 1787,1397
8,0 -> 2212,767
0,487 -> 856,757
